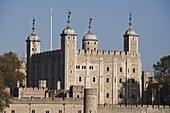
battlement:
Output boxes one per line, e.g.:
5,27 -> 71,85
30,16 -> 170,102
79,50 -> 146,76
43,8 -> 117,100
77,49 -> 128,56
98,104 -> 170,110
19,87 -> 48,91
12,97 -> 84,104
32,50 -> 61,57
85,88 -> 97,95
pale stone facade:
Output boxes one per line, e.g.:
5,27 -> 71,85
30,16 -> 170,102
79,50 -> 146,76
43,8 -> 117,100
26,12 -> 142,105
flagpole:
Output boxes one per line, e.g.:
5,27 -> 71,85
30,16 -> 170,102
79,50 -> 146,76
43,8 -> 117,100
50,8 -> 53,51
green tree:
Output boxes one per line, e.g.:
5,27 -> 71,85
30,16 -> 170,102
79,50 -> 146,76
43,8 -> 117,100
0,51 -> 25,111
0,75 -> 11,112
153,55 -> 170,104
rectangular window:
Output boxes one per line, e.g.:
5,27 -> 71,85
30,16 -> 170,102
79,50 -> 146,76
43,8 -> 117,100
120,67 -> 122,72
78,110 -> 81,113
46,111 -> 49,113
84,66 -> 86,69
59,110 -> 62,113
32,110 -> 35,113
76,65 -> 80,69
133,68 -> 135,73
107,67 -> 109,72
89,66 -> 93,70
11,110 -> 15,113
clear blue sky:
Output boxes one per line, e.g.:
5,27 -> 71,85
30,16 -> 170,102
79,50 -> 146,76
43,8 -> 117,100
0,0 -> 170,75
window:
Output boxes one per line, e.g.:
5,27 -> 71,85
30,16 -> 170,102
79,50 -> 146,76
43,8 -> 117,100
133,37 -> 135,40
132,94 -> 135,99
133,68 -> 135,73
120,67 -> 122,72
77,95 -> 79,98
106,93 -> 109,98
79,76 -> 82,82
107,67 -> 109,72
93,77 -> 95,82
87,48 -> 89,50
73,37 -> 75,39
88,42 -> 89,45
78,110 -> 81,113
11,110 -> 15,113
119,78 -> 122,83
89,66 -> 93,70
59,110 -> 62,113
32,110 -> 35,113
132,79 -> 135,84
106,78 -> 109,83
70,70 -> 72,73
94,48 -> 96,50
94,42 -> 96,45
76,65 -> 80,69
68,37 -> 70,39
90,110 -> 91,113
4,111 -> 6,113
82,66 -> 86,69
120,93 -> 123,98
46,111 -> 49,113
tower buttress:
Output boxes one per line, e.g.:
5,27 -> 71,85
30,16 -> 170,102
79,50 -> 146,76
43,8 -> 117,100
60,10 -> 77,90
124,12 -> 139,54
26,18 -> 41,87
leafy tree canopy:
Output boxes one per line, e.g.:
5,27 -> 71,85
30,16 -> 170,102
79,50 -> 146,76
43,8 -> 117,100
0,51 -> 25,111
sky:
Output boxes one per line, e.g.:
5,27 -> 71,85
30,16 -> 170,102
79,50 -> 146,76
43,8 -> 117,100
0,0 -> 170,75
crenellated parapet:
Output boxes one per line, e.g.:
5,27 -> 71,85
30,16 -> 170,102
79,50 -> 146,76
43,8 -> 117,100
31,50 -> 61,57
97,104 -> 170,111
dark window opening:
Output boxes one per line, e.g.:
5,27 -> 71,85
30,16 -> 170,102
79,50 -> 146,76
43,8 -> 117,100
93,77 -> 95,82
132,79 -> 135,84
133,68 -> 135,73
79,76 -> 82,82
94,42 -> 96,45
120,93 -> 123,98
106,93 -> 109,98
132,94 -> 135,99
88,42 -> 89,45
59,110 -> 62,113
11,110 -> 15,113
107,67 -> 109,72
119,78 -> 122,83
78,110 -> 81,113
77,95 -> 79,98
106,78 -> 109,83
120,67 -> 122,72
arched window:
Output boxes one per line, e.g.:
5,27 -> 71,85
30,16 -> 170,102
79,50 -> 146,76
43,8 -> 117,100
88,42 -> 89,45
119,78 -> 122,83
77,95 -> 79,98
107,67 -> 109,72
106,78 -> 109,83
120,67 -> 122,72
93,77 -> 95,82
79,76 -> 82,82
132,94 -> 135,99
132,79 -> 135,84
133,68 -> 135,73
120,93 -> 123,98
106,93 -> 109,98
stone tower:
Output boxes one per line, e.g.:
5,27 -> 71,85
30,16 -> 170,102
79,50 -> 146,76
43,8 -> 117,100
124,12 -> 138,55
82,17 -> 98,51
26,18 -> 41,87
60,10 -> 77,89
84,88 -> 97,113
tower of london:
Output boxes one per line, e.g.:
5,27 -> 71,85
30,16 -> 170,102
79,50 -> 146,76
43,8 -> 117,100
3,11 -> 170,113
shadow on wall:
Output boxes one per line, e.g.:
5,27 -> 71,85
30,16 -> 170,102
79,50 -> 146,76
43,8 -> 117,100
117,78 -> 140,105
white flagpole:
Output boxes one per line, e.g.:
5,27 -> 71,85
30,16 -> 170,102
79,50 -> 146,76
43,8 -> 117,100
50,8 -> 53,51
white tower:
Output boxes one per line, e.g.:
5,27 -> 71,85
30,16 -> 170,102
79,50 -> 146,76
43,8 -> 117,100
26,18 -> 41,87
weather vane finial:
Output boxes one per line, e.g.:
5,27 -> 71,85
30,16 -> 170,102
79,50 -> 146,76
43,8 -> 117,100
67,10 -> 71,26
32,17 -> 35,33
129,12 -> 132,29
89,17 -> 92,32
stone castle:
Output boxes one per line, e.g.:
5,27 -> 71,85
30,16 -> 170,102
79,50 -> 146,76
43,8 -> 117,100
3,11 -> 170,113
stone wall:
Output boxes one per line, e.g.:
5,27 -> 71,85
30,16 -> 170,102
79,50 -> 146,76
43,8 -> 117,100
97,104 -> 170,113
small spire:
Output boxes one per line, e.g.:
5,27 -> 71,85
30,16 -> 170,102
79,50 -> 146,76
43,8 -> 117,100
67,10 -> 71,26
89,17 -> 92,33
32,17 -> 35,34
129,12 -> 132,29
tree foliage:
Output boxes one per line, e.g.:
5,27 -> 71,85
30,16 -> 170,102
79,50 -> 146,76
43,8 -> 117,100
0,51 -> 25,111
152,55 -> 170,104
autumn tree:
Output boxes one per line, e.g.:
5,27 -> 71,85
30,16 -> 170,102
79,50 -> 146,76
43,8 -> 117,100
0,51 -> 25,111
